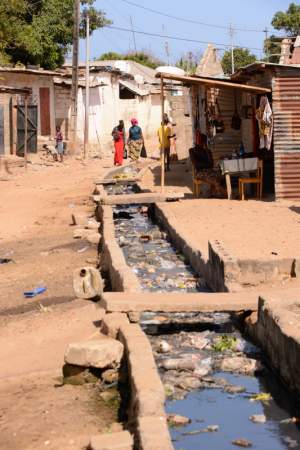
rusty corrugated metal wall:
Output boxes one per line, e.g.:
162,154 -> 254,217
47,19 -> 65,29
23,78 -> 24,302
273,76 -> 300,200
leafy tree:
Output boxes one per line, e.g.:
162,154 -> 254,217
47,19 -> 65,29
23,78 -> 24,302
264,3 -> 300,63
0,0 -> 111,69
272,2 -> 300,35
97,50 -> 163,69
221,48 -> 257,75
263,36 -> 282,64
176,52 -> 201,75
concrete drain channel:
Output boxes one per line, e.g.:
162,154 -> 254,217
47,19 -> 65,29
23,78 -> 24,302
95,179 -> 300,450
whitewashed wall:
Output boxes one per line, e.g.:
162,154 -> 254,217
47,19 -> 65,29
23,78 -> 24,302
76,73 -> 169,156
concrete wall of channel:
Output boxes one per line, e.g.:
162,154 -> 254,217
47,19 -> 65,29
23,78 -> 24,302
96,185 -> 174,448
97,203 -> 141,293
154,204 -> 298,292
153,203 -> 232,292
246,292 -> 300,398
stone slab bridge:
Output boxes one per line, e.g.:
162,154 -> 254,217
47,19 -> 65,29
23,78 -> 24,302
101,292 -> 259,313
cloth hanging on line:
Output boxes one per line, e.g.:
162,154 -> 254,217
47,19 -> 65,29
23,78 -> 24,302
256,96 -> 273,150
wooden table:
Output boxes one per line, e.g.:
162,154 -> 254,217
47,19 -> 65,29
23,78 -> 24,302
219,157 -> 258,200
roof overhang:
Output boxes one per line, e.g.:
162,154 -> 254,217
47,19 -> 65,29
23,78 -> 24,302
0,85 -> 31,95
156,72 -> 271,94
119,79 -> 149,96
231,62 -> 300,80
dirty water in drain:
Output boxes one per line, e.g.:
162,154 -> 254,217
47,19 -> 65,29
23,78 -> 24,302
109,191 -> 300,450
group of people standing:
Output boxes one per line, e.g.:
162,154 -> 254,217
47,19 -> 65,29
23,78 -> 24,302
112,118 -> 144,166
112,114 -> 176,170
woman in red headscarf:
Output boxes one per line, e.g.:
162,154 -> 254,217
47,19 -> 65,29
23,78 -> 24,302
127,118 -> 144,161
112,120 -> 125,166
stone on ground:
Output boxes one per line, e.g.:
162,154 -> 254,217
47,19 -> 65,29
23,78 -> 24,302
64,338 -> 124,369
72,212 -> 88,226
89,431 -> 133,450
87,232 -> 101,245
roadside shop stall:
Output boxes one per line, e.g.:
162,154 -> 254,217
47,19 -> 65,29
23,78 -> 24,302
157,72 -> 272,199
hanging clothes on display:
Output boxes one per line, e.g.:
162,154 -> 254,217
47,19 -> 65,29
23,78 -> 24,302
199,87 -> 207,134
256,96 -> 273,150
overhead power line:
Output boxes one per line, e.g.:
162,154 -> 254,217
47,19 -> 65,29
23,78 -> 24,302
106,25 -> 263,52
118,0 -> 265,33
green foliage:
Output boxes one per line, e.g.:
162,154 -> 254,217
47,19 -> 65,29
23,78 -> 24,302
221,48 -> 257,75
0,0 -> 111,69
176,52 -> 201,75
212,335 -> 237,352
272,2 -> 300,35
97,50 -> 163,69
264,3 -> 300,63
264,35 -> 281,63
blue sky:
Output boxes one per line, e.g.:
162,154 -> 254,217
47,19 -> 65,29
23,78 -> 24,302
79,0 -> 293,63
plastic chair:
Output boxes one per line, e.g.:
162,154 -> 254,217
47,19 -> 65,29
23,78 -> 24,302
238,160 -> 263,200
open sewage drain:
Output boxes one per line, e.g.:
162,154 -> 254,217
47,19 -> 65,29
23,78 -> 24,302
103,181 -> 300,450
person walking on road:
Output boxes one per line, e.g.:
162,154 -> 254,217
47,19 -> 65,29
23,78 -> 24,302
127,118 -> 144,162
112,120 -> 125,166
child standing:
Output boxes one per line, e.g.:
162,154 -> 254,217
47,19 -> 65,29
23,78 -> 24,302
55,126 -> 64,162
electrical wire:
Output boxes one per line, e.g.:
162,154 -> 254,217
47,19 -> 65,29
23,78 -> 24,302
106,25 -> 263,52
118,0 -> 266,33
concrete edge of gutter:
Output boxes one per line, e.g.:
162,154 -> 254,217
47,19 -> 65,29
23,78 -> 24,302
97,204 -> 141,293
101,314 -> 173,450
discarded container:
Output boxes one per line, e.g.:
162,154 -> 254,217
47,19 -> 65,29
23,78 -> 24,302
24,286 -> 47,298
73,266 -> 103,299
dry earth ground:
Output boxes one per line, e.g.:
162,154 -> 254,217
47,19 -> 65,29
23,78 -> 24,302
0,155 -> 118,449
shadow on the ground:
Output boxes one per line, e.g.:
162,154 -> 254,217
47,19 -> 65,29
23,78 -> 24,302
150,158 -> 194,197
289,205 -> 300,215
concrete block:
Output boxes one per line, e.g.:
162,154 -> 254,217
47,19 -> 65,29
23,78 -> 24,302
89,431 -> 133,450
64,338 -> 124,369
101,313 -> 129,339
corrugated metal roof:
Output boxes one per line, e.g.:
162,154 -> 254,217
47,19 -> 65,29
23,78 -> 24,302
232,62 -> 300,80
119,79 -> 149,96
156,72 -> 271,94
0,67 -> 58,76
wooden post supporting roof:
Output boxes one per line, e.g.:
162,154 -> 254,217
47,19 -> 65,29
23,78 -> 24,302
160,75 -> 165,192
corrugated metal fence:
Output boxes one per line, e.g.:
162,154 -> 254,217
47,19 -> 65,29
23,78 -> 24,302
273,77 -> 300,200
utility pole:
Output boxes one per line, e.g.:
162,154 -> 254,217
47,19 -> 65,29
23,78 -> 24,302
130,16 -> 137,53
84,11 -> 90,159
165,41 -> 170,66
188,51 -> 193,74
70,0 -> 80,147
264,27 -> 269,62
229,23 -> 235,75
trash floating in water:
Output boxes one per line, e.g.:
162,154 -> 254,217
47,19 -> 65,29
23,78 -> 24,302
24,286 -> 47,298
113,204 -> 210,293
249,392 -> 272,403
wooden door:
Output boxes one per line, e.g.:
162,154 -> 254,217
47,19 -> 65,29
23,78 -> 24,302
39,87 -> 51,135
16,105 -> 38,155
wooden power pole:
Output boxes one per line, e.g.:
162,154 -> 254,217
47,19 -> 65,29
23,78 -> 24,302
84,11 -> 90,159
70,0 -> 80,147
